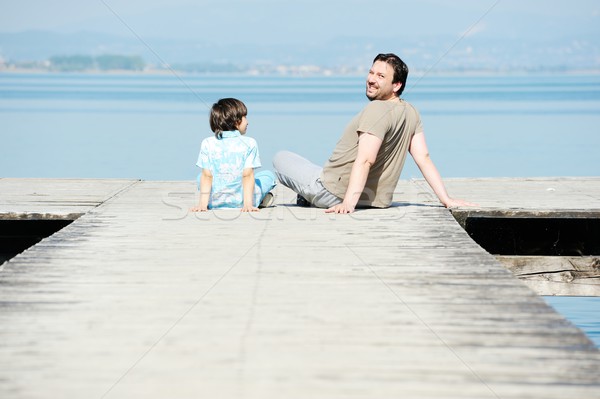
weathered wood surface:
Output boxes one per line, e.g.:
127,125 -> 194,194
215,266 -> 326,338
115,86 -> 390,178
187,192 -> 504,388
437,177 -> 600,296
0,178 -> 599,398
0,178 -> 139,219
438,176 -> 600,212
497,256 -> 600,296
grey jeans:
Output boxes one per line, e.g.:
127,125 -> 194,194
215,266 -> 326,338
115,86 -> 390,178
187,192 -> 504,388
272,150 -> 342,208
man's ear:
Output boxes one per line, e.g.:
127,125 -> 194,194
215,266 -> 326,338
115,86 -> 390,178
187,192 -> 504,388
393,82 -> 402,94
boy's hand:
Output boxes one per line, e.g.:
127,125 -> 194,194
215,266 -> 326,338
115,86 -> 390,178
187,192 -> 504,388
241,204 -> 259,212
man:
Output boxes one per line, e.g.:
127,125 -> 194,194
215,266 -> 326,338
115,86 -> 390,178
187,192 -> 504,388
273,53 -> 474,213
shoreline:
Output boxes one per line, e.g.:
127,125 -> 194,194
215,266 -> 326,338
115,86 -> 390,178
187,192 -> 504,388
2,66 -> 600,78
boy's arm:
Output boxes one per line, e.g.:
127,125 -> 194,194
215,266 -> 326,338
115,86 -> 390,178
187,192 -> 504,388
241,167 -> 259,212
190,168 -> 213,212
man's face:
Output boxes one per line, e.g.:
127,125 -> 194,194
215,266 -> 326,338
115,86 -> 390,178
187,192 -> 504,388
366,60 -> 401,101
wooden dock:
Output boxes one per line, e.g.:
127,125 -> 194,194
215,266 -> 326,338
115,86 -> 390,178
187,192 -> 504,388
1,177 -> 599,398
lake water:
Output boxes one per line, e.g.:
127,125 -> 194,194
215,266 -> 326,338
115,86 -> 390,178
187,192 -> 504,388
1,71 -> 599,346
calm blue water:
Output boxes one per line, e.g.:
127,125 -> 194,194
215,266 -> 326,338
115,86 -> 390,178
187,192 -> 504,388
1,72 -> 599,346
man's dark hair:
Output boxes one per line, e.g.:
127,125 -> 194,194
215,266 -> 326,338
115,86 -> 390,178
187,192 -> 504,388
209,98 -> 247,138
373,53 -> 409,96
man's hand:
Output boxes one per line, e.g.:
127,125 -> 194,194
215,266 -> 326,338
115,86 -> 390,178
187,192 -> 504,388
325,202 -> 355,214
442,197 -> 478,208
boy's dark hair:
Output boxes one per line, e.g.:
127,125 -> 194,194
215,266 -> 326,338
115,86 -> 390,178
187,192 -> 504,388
373,53 -> 409,96
209,98 -> 248,138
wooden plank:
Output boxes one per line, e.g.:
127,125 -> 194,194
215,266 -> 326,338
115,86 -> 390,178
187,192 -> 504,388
0,178 -> 139,219
0,178 -> 598,398
436,177 -> 600,211
432,177 -> 600,296
497,255 -> 600,296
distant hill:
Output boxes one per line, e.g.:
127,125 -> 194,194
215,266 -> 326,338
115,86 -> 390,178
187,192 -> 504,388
1,30 -> 599,73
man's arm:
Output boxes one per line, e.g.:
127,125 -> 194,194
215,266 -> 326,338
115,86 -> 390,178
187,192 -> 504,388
409,132 -> 476,208
325,132 -> 382,214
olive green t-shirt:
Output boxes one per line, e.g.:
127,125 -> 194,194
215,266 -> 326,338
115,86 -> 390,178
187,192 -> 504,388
320,99 -> 424,208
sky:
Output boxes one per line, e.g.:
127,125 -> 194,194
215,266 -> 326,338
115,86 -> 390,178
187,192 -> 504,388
1,0 -> 599,70
1,0 -> 598,41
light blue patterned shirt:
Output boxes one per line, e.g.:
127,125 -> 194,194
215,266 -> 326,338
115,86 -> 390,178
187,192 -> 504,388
197,130 -> 262,208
